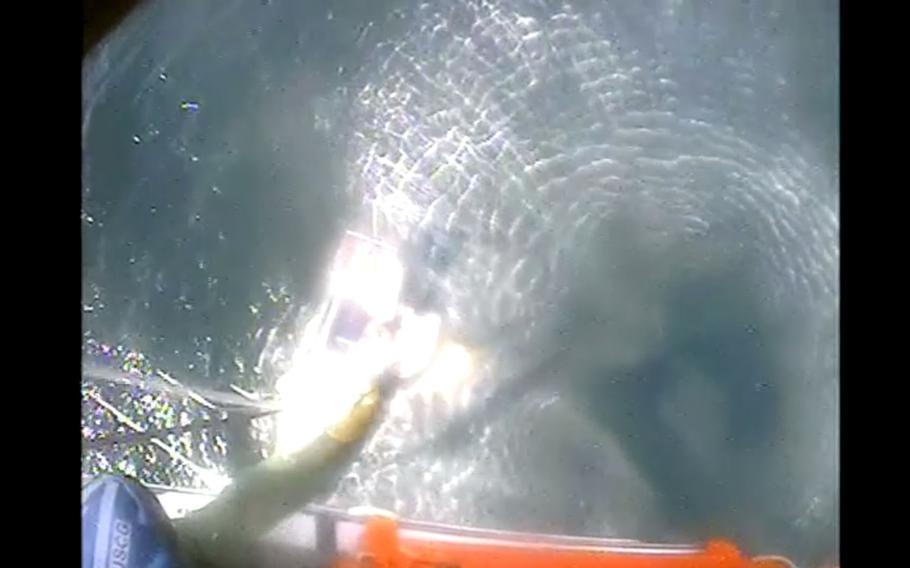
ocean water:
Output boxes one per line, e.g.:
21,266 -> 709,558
82,0 -> 838,565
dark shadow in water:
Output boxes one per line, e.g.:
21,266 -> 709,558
561,216 -> 830,565
83,2 -> 836,564
407,212 -> 832,565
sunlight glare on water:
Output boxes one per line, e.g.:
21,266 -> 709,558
82,0 -> 837,564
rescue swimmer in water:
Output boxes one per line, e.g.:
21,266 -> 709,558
81,232 -> 797,568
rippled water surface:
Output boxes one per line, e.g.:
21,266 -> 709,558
82,1 -> 838,565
